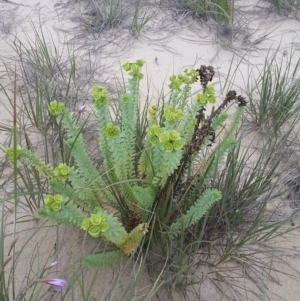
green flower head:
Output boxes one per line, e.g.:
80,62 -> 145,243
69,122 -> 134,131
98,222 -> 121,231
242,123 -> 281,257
164,111 -> 176,121
205,85 -> 216,104
5,148 -> 14,161
131,64 -> 141,73
136,59 -> 145,67
58,163 -> 70,175
178,74 -> 185,81
183,69 -> 198,84
99,221 -> 109,232
54,163 -> 70,181
212,190 -> 222,198
44,194 -> 64,212
148,105 -> 157,116
208,94 -> 216,104
90,214 -> 103,225
92,85 -> 107,98
175,109 -> 183,120
53,194 -> 64,204
105,123 -> 119,138
122,62 -> 131,71
51,202 -> 62,212
44,195 -> 54,205
88,225 -> 101,238
205,85 -> 215,95
45,203 -> 52,211
81,218 -> 91,231
147,127 -> 156,137
48,100 -> 65,116
158,131 -> 170,143
169,75 -> 176,81
150,136 -> 159,145
129,63 -> 144,78
5,146 -> 23,161
154,126 -> 164,136
169,76 -> 182,90
95,96 -> 109,106
196,94 -> 208,106
173,140 -> 184,150
162,141 -> 174,152
92,85 -> 109,106
168,69 -> 197,89
169,130 -> 181,141
164,105 -> 174,114
121,93 -> 131,103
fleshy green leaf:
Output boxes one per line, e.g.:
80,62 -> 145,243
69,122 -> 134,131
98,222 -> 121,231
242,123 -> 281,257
103,214 -> 128,246
168,189 -> 222,239
83,250 -> 125,268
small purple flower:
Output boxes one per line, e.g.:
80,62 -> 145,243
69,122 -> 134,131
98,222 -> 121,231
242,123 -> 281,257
46,278 -> 67,290
76,105 -> 86,114
50,260 -> 59,267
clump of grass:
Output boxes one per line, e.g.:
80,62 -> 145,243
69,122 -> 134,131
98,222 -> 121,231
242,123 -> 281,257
131,0 -> 152,37
166,0 -> 234,23
72,0 -> 125,33
11,25 -> 99,130
245,50 -> 300,135
69,0 -> 152,37
268,0 -> 300,18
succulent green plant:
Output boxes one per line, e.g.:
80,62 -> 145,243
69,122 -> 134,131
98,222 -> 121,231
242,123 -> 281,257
6,60 -> 246,266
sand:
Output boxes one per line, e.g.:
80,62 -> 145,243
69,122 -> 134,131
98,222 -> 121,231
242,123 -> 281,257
1,0 -> 300,300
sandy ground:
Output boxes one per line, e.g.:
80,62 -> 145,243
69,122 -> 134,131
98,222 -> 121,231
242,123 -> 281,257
1,0 -> 300,300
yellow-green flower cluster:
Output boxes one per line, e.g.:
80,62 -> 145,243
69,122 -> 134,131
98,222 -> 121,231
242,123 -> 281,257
92,85 -> 109,106
5,146 -> 23,161
81,213 -> 109,238
44,194 -> 65,212
147,125 -> 183,152
54,163 -> 70,181
183,68 -> 199,84
122,59 -> 145,79
148,105 -> 158,124
120,93 -> 131,103
164,106 -> 183,122
148,105 -> 157,117
105,123 -> 119,138
196,85 -> 216,105
48,100 -> 65,116
169,68 -> 198,90
169,74 -> 183,90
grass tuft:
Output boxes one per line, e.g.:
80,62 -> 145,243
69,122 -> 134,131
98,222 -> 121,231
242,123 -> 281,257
245,50 -> 300,135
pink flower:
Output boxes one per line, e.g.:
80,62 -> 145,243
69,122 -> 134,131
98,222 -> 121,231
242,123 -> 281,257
76,105 -> 86,114
50,260 -> 59,267
45,278 -> 67,290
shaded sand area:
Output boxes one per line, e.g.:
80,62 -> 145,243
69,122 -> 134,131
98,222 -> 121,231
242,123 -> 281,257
1,0 -> 300,300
